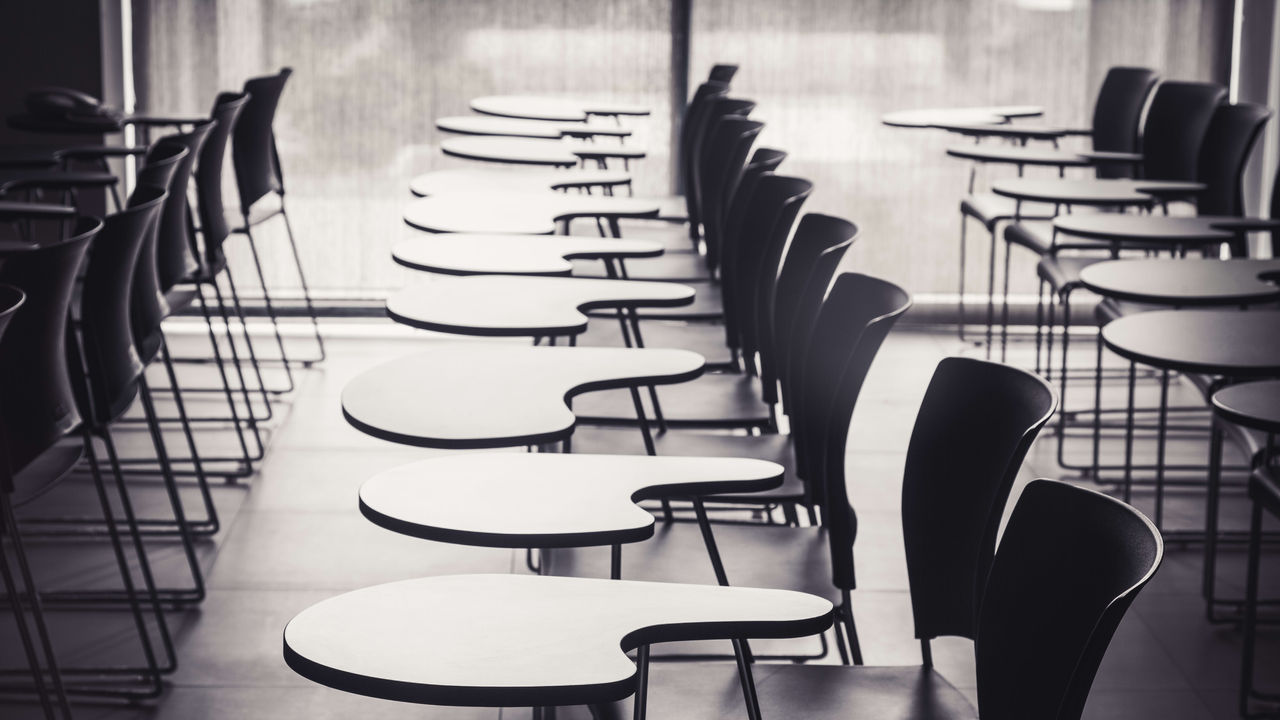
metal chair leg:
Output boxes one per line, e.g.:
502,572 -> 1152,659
280,206 -> 326,364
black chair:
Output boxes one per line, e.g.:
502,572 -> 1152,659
1242,465 -> 1279,718
229,68 -> 326,369
707,64 -> 738,84
549,272 -> 912,665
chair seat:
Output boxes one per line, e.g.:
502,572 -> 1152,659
1004,220 -> 1055,255
1036,254 -> 1109,295
573,371 -> 768,428
164,286 -> 200,314
576,319 -> 733,369
569,427 -> 803,504
630,663 -> 977,720
544,521 -> 837,603
12,439 -> 86,507
573,252 -> 710,281
589,280 -> 722,320
1250,468 -> 1280,518
652,194 -> 689,223
961,192 -> 1055,230
1093,297 -> 1161,324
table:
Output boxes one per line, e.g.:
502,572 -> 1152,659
436,115 -> 630,140
391,233 -> 664,276
933,122 -> 1072,141
283,573 -> 831,708
340,344 -> 703,448
472,95 -> 650,122
1080,259 -> 1280,306
945,144 -> 1092,168
442,136 -> 646,169
409,167 -> 631,197
880,105 -> 1043,128
403,191 -> 660,235
386,275 -> 695,337
991,177 -> 1205,207
1054,214 -> 1280,247
358,453 -> 783,548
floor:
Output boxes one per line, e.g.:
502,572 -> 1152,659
1,321 -> 1277,720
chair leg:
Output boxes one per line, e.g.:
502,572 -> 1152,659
219,268 -> 286,404
158,339 -> 220,535
840,590 -> 864,665
239,221 -> 298,388
957,214 -> 969,342
279,206 -> 326,364
0,501 -> 60,719
208,278 -> 275,429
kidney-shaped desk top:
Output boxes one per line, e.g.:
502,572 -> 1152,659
881,105 -> 1043,128
341,344 -> 704,448
437,115 -> 632,140
391,233 -> 664,276
1080,259 -> 1280,307
471,95 -> 650,122
442,136 -> 646,168
403,191 -> 660,235
1101,310 -> 1280,377
409,167 -> 632,197
991,177 -> 1205,207
387,275 -> 695,336
284,573 -> 832,708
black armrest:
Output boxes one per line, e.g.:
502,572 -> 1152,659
122,113 -> 207,127
56,145 -> 148,160
0,169 -> 117,193
0,200 -> 76,220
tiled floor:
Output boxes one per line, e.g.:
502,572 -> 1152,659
1,323 -> 1276,720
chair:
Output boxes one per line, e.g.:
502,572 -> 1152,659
1242,465 -> 1280,718
229,68 -> 326,368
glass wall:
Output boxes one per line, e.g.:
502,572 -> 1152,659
133,0 -> 1223,298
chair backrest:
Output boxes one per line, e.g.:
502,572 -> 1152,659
733,174 -> 812,369
720,147 -> 787,352
679,81 -> 729,231
196,91 -> 251,273
901,358 -> 1056,640
156,120 -> 215,291
1272,163 -> 1280,258
697,112 -> 762,277
768,214 -> 858,415
975,480 -> 1162,720
0,217 -> 101,473
77,187 -> 167,426
1140,80 -> 1227,182
0,285 -> 23,495
793,273 -> 910,573
233,67 -> 292,211
1195,103 -> 1271,218
131,140 -> 189,364
708,64 -> 738,83
1090,67 -> 1159,179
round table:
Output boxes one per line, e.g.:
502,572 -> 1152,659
991,178 -> 1205,207
1080,259 -> 1280,306
391,233 -> 664,276
945,144 -> 1092,168
442,136 -> 645,168
403,191 -> 660,235
436,115 -> 631,140
471,95 -> 650,122
1054,214 -> 1280,249
880,105 -> 1043,129
933,122 -> 1069,141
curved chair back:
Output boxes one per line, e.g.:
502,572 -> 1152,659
196,91 -> 251,274
769,214 -> 858,413
78,188 -> 167,426
0,218 -> 101,472
734,174 -> 813,368
131,140 -> 189,364
1196,103 -> 1271,218
901,358 -> 1056,640
720,147 -> 786,351
0,285 -> 23,494
679,81 -> 729,238
698,113 -> 762,277
1140,81 -> 1227,182
976,480 -> 1162,720
233,67 -> 292,211
708,64 -> 738,84
1272,164 -> 1280,258
1091,67 -> 1159,179
797,273 -> 910,577
156,120 -> 215,291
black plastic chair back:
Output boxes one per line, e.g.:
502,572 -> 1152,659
679,81 -> 729,236
78,188 -> 166,426
197,91 -> 251,274
708,64 -> 738,83
797,273 -> 910,577
1272,163 -> 1280,257
1140,81 -> 1227,182
131,140 -> 189,364
1091,67 -> 1159,179
233,67 -> 292,211
0,285 -> 23,495
901,358 -> 1056,641
975,480 -> 1162,720
1195,103 -> 1271,218
734,174 -> 812,367
720,148 -> 786,350
768,214 -> 858,412
156,120 -> 215,291
0,218 -> 100,473
698,114 -> 762,276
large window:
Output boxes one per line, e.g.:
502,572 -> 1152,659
133,0 -> 1225,299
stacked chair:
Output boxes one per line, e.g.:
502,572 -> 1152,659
276,66 -> 1165,720
0,69 -> 325,713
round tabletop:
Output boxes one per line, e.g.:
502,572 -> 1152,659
403,191 -> 660,234
359,453 -> 783,548
386,275 -> 695,336
391,233 -> 664,276
471,95 -> 650,122
436,115 -> 631,139
1080,259 -> 1280,306
1211,380 -> 1280,434
284,574 -> 831,708
881,105 -> 1043,128
409,167 -> 631,197
341,345 -> 704,448
991,178 -> 1205,206
1101,310 -> 1280,377
933,122 -> 1068,140
1054,214 -> 1280,245
945,144 -> 1091,167
442,136 -> 644,167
